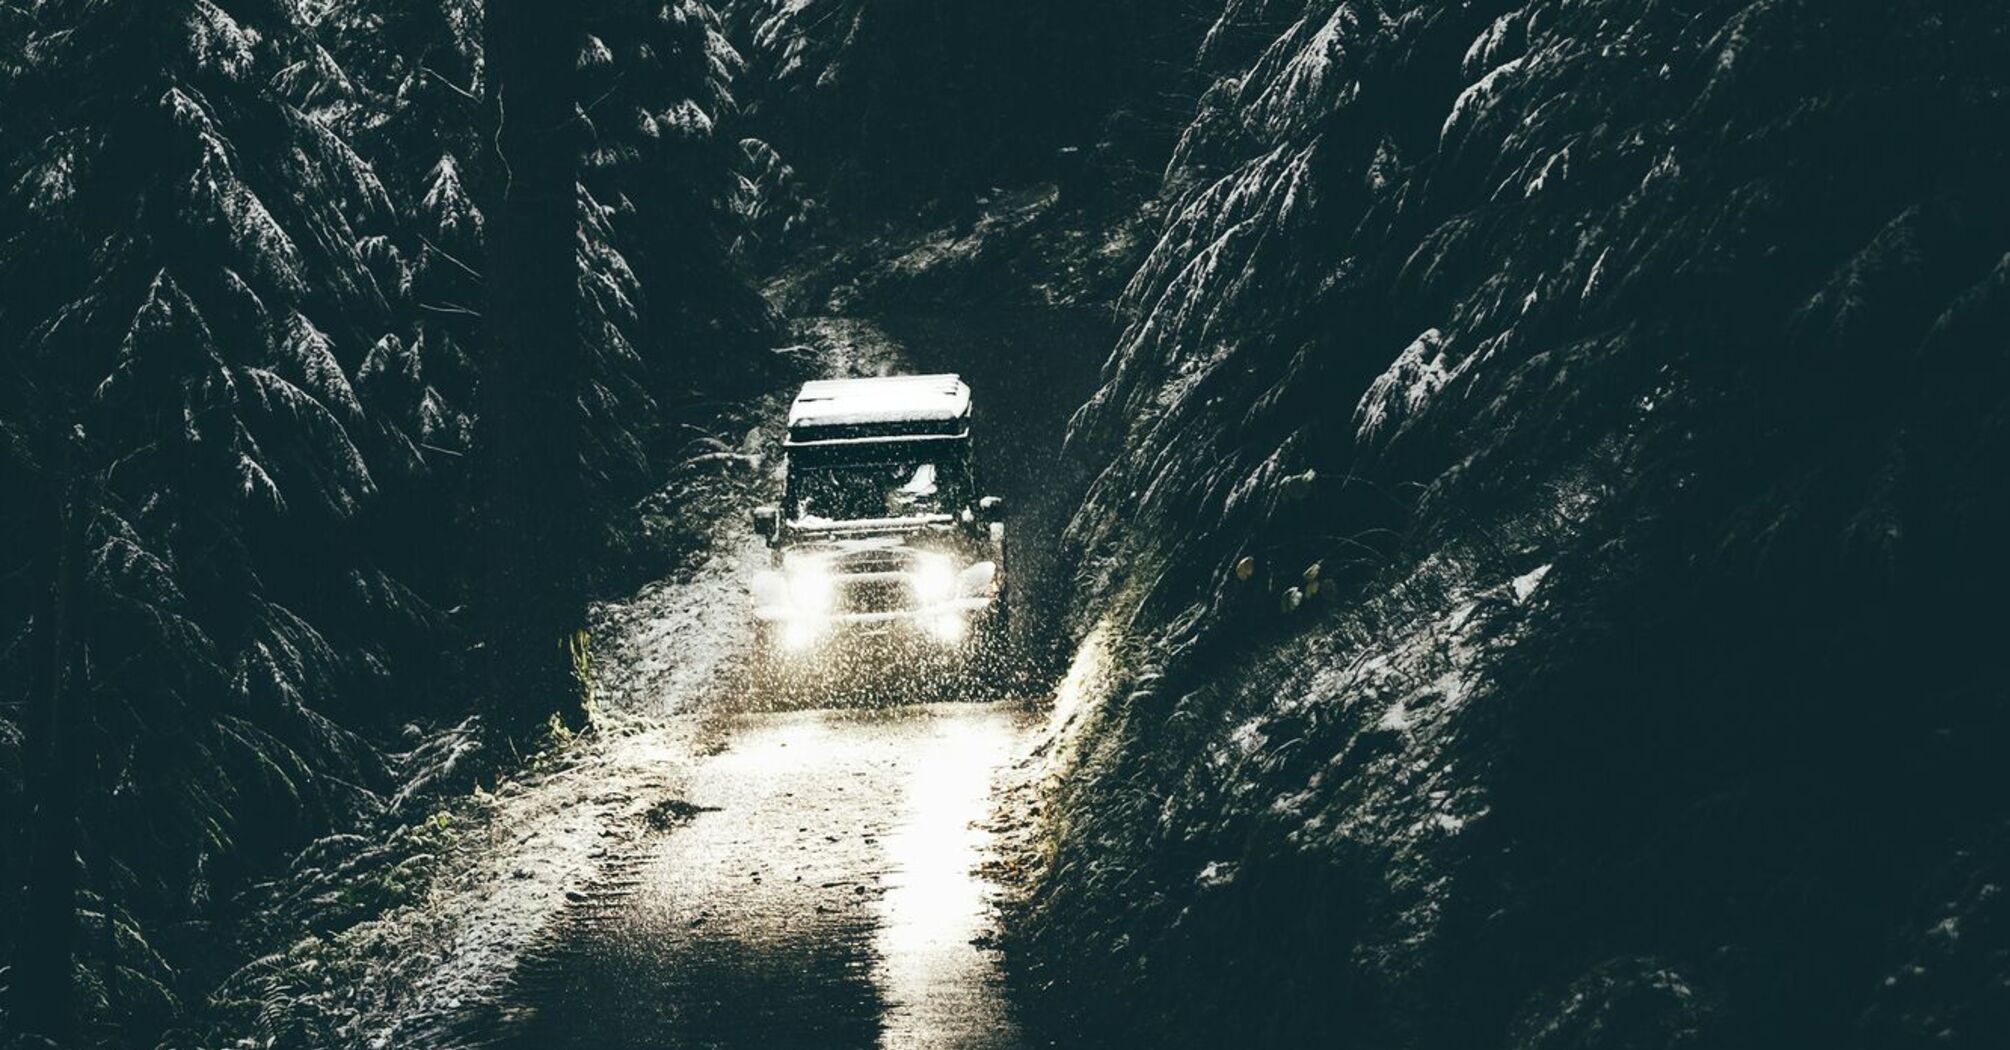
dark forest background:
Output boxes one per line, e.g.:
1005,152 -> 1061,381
0,0 -> 791,1041
6,1 -> 2010,1048
0,1 -> 1178,1042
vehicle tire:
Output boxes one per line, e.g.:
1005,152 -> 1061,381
966,586 -> 1011,697
986,524 -> 1010,645
983,587 -> 1011,648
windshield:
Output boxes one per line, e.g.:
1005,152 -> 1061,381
790,454 -> 971,522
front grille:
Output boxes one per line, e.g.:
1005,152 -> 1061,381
843,553 -> 909,574
841,576 -> 910,614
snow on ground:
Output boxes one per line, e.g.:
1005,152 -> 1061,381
212,320 -> 932,1048
589,536 -> 771,718
303,723 -> 705,1049
217,530 -> 765,1048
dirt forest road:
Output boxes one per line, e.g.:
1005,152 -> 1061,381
483,312 -> 1107,1049
503,702 -> 1037,1049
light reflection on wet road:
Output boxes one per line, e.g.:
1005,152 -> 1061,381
502,312 -> 1107,1048
503,702 -> 1033,1050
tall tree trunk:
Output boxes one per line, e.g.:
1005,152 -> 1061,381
479,0 -> 586,739
15,437 -> 89,1044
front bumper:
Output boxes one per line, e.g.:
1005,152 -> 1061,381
752,561 -> 1000,653
755,596 -> 995,648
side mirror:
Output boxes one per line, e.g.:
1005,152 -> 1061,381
751,505 -> 779,540
978,495 -> 1006,523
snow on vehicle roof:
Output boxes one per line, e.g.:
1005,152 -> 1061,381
788,374 -> 971,429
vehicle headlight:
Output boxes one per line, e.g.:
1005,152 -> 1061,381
926,612 -> 965,644
788,566 -> 835,613
914,554 -> 956,604
782,619 -> 822,651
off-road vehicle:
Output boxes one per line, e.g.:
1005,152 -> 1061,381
749,374 -> 1007,675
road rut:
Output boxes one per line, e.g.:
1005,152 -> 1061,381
499,702 -> 1036,1049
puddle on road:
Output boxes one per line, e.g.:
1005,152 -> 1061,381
502,702 -> 1033,1050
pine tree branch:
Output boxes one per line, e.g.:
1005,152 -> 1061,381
421,65 -> 479,103
417,301 -> 483,318
416,234 -> 483,282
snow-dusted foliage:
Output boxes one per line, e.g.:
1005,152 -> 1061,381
0,1 -> 423,1033
720,0 -> 1207,216
0,0 -> 777,1039
1036,1 -> 2010,1046
576,0 -> 782,408
731,136 -> 814,260
1068,0 -> 2010,642
309,0 -> 781,555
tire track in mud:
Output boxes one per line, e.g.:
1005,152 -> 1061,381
480,836 -> 679,1044
488,703 -> 1036,1050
